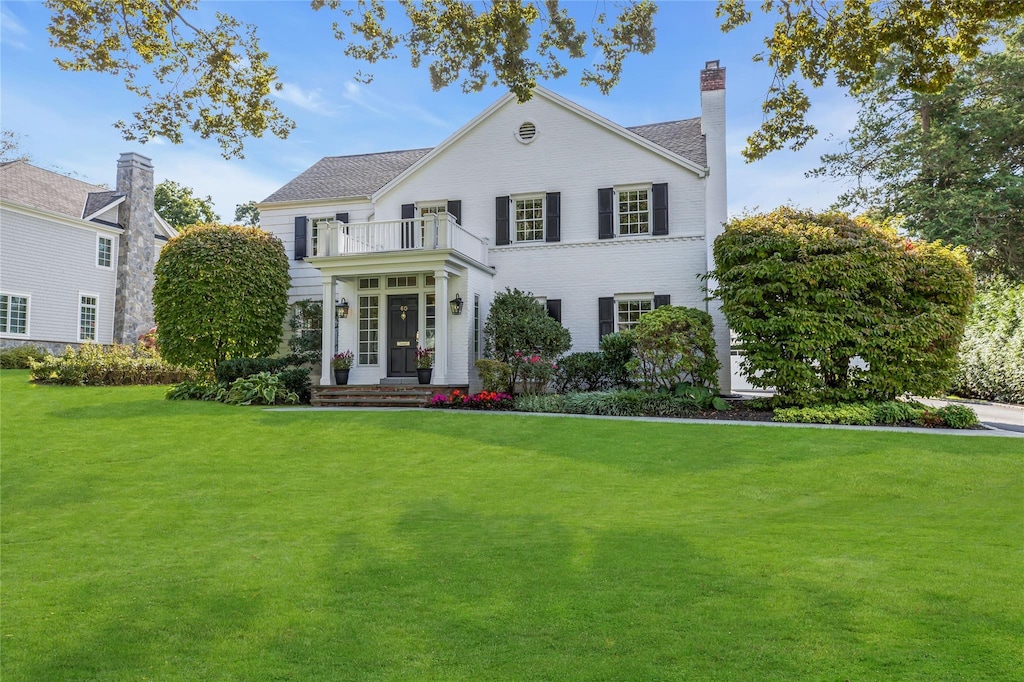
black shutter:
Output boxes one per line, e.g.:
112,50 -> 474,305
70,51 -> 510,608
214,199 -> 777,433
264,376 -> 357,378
495,196 -> 510,246
336,212 -> 349,235
652,183 -> 668,235
598,188 -> 614,239
599,297 -> 615,339
446,200 -> 462,225
294,216 -> 307,260
401,203 -> 415,249
654,294 -> 671,308
546,299 -> 562,323
545,192 -> 561,242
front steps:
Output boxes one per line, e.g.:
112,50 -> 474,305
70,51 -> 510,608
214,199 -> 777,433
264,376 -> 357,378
311,384 -> 468,408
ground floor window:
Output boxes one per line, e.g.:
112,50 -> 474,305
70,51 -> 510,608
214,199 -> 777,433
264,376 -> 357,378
358,295 -> 379,365
424,293 -> 436,349
0,294 -> 28,335
616,296 -> 652,331
79,295 -> 98,342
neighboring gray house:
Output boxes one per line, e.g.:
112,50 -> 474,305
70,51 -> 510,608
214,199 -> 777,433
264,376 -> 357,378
259,61 -> 730,392
0,153 -> 175,352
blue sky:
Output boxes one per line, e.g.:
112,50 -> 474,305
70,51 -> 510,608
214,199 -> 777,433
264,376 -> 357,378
0,1 -> 857,220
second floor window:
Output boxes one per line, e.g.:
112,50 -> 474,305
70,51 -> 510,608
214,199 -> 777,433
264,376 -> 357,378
618,187 -> 650,235
514,196 -> 544,242
97,236 -> 113,268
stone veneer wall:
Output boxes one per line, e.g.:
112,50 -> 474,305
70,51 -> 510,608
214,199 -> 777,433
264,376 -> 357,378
113,152 -> 156,344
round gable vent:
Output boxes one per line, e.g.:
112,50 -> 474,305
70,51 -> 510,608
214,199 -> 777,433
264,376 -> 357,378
516,121 -> 537,144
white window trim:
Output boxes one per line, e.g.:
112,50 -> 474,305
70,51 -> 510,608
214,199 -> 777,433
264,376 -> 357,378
614,183 -> 653,237
96,234 -> 114,270
613,292 -> 654,332
357,294 -> 381,367
0,292 -> 31,337
78,292 -> 99,343
417,202 -> 446,217
511,193 -> 546,243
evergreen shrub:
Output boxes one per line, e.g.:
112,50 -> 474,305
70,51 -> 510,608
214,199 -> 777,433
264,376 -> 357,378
951,278 -> 1024,404
626,305 -> 719,390
29,344 -> 196,386
0,345 -> 47,369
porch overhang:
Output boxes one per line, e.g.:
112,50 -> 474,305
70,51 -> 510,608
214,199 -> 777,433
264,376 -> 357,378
306,248 -> 493,280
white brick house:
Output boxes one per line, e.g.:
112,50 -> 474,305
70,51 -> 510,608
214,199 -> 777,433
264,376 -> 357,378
0,154 -> 175,352
258,61 -> 730,392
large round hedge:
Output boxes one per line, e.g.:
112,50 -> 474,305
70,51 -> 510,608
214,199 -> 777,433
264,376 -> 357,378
711,208 -> 974,404
153,224 -> 290,370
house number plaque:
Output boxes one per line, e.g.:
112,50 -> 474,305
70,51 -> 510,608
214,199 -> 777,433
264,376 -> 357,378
400,305 -> 409,320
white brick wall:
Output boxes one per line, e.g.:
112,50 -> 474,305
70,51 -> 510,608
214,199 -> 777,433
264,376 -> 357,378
259,87 -> 731,387
0,206 -> 118,345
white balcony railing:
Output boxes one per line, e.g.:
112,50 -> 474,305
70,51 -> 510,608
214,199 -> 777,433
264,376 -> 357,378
313,213 -> 488,265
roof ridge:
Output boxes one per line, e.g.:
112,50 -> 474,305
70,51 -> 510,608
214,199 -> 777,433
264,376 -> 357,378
321,147 -> 434,161
626,116 -> 702,129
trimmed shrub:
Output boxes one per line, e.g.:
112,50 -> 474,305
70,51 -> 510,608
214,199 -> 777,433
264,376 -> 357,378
0,345 -> 47,369
599,331 -> 636,389
154,224 -> 290,371
215,357 -> 292,385
484,288 -> 571,391
277,367 -> 312,405
476,359 -> 512,393
951,278 -> 1024,404
29,344 -> 197,386
225,372 -> 299,406
626,305 -> 719,390
514,394 -> 566,413
713,208 -> 974,405
772,401 -> 978,428
554,352 -> 611,393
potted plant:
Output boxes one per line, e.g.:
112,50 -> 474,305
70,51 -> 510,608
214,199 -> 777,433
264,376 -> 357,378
331,351 -> 353,385
415,347 -> 434,385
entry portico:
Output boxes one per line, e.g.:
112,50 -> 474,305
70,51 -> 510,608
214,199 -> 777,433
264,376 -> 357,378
308,214 -> 492,387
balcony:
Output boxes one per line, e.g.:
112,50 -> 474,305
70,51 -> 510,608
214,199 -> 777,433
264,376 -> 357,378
312,213 -> 489,266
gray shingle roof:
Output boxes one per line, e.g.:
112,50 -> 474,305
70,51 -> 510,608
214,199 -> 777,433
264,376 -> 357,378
628,117 -> 706,166
83,190 -> 125,218
262,148 -> 433,204
0,159 -> 110,219
262,116 -> 706,205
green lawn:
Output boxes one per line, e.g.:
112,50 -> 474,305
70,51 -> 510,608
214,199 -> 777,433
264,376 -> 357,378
2,371 -> 1022,681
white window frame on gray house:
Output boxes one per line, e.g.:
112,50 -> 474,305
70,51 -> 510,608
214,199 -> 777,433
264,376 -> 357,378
78,293 -> 99,342
615,184 -> 652,236
512,194 -> 545,242
96,234 -> 114,269
0,293 -> 30,336
614,293 -> 653,331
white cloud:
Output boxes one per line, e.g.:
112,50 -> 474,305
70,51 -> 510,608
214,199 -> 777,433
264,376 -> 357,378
274,82 -> 340,115
342,80 -> 450,128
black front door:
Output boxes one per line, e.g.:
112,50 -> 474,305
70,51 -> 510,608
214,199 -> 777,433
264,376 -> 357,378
387,295 -> 418,376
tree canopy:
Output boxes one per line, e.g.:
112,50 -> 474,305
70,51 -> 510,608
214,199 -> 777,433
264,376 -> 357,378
812,19 -> 1024,280
234,200 -> 260,227
154,180 -> 220,229
45,0 -> 1024,159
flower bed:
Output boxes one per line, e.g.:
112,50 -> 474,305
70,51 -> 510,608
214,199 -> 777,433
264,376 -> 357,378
430,389 -> 515,410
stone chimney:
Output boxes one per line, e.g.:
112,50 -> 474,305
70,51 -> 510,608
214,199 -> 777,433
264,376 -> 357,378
113,152 -> 156,344
699,60 -> 731,394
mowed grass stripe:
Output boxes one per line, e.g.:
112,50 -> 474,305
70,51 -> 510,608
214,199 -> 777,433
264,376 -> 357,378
2,371 -> 1022,681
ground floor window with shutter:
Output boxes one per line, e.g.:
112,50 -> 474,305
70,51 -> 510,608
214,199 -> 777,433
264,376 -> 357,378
358,295 -> 380,365
513,195 -> 545,242
616,185 -> 651,235
79,294 -> 98,342
0,294 -> 29,335
616,295 -> 653,331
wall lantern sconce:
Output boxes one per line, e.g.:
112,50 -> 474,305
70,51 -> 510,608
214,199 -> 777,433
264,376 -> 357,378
335,298 -> 350,319
449,294 -> 464,316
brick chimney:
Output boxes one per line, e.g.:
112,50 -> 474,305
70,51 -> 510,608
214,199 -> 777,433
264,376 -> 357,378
113,152 -> 156,344
700,60 -> 731,393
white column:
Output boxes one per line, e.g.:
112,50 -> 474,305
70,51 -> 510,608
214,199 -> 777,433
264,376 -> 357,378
434,270 -> 448,385
320,276 -> 334,386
